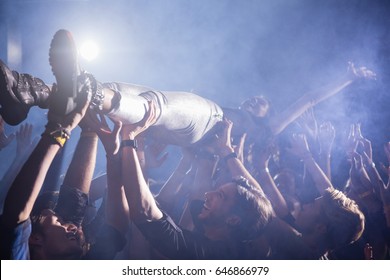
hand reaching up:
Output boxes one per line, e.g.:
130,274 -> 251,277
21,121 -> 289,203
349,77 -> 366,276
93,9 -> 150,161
121,100 -> 158,140
347,62 -> 376,81
0,116 -> 15,150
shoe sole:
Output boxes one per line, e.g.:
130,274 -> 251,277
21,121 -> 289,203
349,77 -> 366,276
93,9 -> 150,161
0,60 -> 29,125
49,29 -> 80,115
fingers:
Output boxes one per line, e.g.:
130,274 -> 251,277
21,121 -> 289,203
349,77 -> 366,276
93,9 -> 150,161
141,100 -> 158,127
112,120 -> 123,137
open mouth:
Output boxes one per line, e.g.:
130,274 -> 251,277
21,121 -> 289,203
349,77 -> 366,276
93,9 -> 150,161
66,232 -> 79,241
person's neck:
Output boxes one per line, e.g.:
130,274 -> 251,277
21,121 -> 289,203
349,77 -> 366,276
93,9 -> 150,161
203,224 -> 231,241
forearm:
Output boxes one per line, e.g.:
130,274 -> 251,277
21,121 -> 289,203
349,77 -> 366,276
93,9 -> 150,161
2,136 -> 60,226
0,155 -> 30,208
318,153 -> 332,180
122,145 -> 163,222
223,151 -> 263,192
301,153 -> 333,195
269,79 -> 354,135
256,168 -> 289,218
105,155 -> 130,235
63,132 -> 98,193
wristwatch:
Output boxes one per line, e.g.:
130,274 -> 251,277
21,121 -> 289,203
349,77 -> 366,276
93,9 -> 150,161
121,139 -> 138,150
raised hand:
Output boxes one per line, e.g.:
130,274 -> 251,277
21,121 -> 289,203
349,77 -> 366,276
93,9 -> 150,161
85,112 -> 122,156
345,124 -> 359,158
212,118 -> 234,157
0,116 -> 15,150
347,61 -> 376,81
296,108 -> 318,141
287,133 -> 311,159
318,121 -> 335,155
122,100 -> 158,140
47,77 -> 91,132
15,123 -> 35,157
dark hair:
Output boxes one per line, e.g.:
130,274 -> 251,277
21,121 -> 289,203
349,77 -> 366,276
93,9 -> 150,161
230,177 -> 274,240
321,188 -> 365,250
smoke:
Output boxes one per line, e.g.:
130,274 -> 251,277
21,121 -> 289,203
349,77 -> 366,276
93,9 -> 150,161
0,0 -> 389,180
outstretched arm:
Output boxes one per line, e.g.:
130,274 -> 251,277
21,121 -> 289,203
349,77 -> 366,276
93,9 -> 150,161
0,123 -> 37,211
287,133 -> 333,195
89,113 -> 130,235
2,85 -> 90,227
269,63 -> 376,135
252,143 -> 290,219
121,101 -> 163,222
213,118 -> 264,193
0,116 -> 15,151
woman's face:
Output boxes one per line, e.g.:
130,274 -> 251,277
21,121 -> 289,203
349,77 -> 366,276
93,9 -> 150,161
240,96 -> 270,118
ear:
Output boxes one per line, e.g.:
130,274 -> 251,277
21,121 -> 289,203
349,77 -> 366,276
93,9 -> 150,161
226,214 -> 242,226
29,233 -> 44,246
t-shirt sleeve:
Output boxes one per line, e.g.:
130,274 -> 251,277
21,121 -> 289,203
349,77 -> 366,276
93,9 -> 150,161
0,215 -> 31,260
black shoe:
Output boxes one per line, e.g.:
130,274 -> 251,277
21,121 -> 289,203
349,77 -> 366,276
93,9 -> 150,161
0,59 -> 51,125
49,29 -> 81,116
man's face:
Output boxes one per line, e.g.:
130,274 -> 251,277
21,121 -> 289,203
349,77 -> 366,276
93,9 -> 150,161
240,96 -> 270,118
37,209 -> 85,259
198,183 -> 238,225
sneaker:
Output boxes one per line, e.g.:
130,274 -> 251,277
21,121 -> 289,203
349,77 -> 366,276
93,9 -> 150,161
49,29 -> 81,116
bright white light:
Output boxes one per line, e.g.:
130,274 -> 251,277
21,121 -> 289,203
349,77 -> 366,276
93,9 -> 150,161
80,40 -> 99,61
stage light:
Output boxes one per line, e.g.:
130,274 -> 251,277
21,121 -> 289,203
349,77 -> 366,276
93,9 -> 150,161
80,40 -> 99,61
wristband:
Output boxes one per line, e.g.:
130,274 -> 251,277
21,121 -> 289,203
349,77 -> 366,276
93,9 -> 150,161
42,123 -> 71,148
121,139 -> 138,150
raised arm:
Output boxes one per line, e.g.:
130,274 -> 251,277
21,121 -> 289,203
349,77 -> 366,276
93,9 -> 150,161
0,116 -> 15,151
317,121 -> 336,180
90,113 -> 130,235
213,118 -> 264,193
287,133 -> 333,195
253,143 -> 290,219
121,101 -> 163,222
0,123 -> 36,211
269,63 -> 376,135
1,83 -> 90,228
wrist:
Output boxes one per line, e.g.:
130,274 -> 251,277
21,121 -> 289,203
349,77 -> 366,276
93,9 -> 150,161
222,152 -> 238,163
219,148 -> 235,158
121,139 -> 138,150
80,131 -> 98,138
258,167 -> 270,174
42,122 -> 71,148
